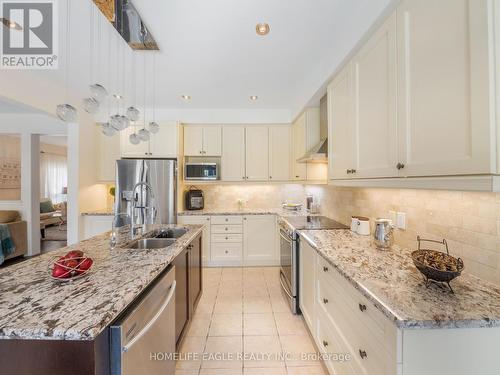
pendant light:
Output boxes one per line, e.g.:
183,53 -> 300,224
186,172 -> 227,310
56,0 -> 77,122
110,32 -> 129,130
137,52 -> 150,142
83,3 -> 99,114
149,52 -> 159,134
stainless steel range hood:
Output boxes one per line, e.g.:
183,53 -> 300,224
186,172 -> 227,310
94,0 -> 159,50
297,94 -> 328,163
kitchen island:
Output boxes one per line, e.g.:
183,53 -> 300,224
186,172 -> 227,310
0,224 -> 203,375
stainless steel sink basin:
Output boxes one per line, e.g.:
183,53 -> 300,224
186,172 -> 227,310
155,228 -> 188,239
129,238 -> 176,249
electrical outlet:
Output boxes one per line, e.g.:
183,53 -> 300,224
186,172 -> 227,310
396,212 -> 406,230
389,210 -> 397,224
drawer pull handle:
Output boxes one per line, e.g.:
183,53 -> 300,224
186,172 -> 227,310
225,250 -> 229,254
322,340 -> 328,347
323,298 -> 329,304
225,237 -> 228,240
359,350 -> 367,359
225,227 -> 228,231
359,304 -> 367,312
225,218 -> 228,222
323,266 -> 329,272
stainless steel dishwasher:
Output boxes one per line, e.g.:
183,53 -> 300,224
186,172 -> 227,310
110,266 -> 177,375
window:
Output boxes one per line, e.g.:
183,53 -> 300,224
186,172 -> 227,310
40,152 -> 67,204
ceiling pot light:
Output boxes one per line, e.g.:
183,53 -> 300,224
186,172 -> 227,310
181,95 -> 191,100
83,97 -> 100,114
138,128 -> 150,141
90,84 -> 108,101
126,106 -> 140,121
250,95 -> 258,101
101,123 -> 117,137
56,104 -> 77,122
149,121 -> 160,134
256,23 -> 270,36
129,132 -> 140,145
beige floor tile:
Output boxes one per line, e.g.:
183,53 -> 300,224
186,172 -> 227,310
243,368 -> 287,375
274,313 -> 309,336
209,314 -> 243,336
176,336 -> 206,370
269,295 -> 290,313
187,314 -> 212,337
219,282 -> 243,297
267,285 -> 283,298
243,284 -> 269,297
202,336 -> 243,369
214,297 -> 244,314
279,335 -> 319,367
243,335 -> 284,368
244,296 -> 273,313
243,313 -> 278,336
286,365 -> 328,374
200,369 -> 243,375
196,298 -> 216,315
222,268 -> 243,281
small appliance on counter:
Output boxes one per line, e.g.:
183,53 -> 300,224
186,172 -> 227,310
306,195 -> 320,214
373,218 -> 394,249
185,162 -> 218,180
351,216 -> 370,235
282,202 -> 303,211
185,187 -> 204,210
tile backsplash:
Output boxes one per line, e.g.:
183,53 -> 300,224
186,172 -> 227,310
306,185 -> 500,286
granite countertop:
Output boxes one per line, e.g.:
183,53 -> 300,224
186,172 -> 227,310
299,229 -> 500,330
81,210 -> 114,216
0,224 -> 203,341
178,207 -> 313,217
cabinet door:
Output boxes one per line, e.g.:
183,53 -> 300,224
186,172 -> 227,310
96,125 -> 120,182
352,14 -> 398,178
183,126 -> 203,156
245,126 -> 269,181
243,215 -> 277,266
188,235 -> 202,317
150,122 -> 178,158
222,126 -> 246,181
178,215 -> 210,264
202,126 -> 222,156
292,113 -> 307,180
82,216 -> 113,239
328,64 -> 355,179
397,0 -> 492,176
269,126 -> 291,181
299,239 -> 316,332
172,248 -> 189,347
120,126 -> 150,158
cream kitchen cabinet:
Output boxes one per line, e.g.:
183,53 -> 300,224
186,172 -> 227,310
184,125 -> 222,156
269,126 -> 291,181
299,234 -> 316,331
221,126 -> 246,181
243,215 -> 277,266
120,122 -> 178,158
292,112 -> 308,180
95,125 -> 120,182
177,215 -> 211,265
82,215 -> 113,240
245,126 -> 269,181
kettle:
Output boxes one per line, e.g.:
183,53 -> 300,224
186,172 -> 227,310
374,218 -> 394,249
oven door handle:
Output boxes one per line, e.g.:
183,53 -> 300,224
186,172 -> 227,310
279,229 -> 293,244
279,271 -> 294,299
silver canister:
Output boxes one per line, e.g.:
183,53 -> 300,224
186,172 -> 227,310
373,218 -> 394,249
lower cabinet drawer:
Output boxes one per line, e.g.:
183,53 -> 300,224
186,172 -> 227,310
211,224 -> 243,234
211,233 -> 243,243
211,216 -> 243,225
211,243 -> 243,264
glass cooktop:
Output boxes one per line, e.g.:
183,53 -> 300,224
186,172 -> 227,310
284,216 -> 348,230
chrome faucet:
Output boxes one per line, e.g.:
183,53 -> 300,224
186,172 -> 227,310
110,212 -> 131,249
131,182 -> 157,239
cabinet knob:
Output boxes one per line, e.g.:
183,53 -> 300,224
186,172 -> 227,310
242,177 -> 245,180
225,227 -> 228,231
225,218 -> 228,222
346,169 -> 351,174
323,266 -> 329,272
322,340 -> 329,347
359,350 -> 367,359
359,303 -> 367,312
270,176 -> 272,179
352,169 -> 356,174
295,175 -> 299,178
225,237 -> 228,240
396,162 -> 405,170
323,298 -> 329,304
225,250 -> 229,254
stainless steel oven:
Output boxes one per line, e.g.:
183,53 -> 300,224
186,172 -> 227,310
185,162 -> 218,180
279,225 -> 299,314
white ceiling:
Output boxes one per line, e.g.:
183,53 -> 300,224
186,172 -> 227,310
131,0 -> 394,116
0,97 -> 41,113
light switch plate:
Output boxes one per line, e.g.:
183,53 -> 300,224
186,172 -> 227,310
396,212 -> 406,230
389,210 -> 397,224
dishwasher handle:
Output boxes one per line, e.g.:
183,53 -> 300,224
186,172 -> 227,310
122,280 -> 177,353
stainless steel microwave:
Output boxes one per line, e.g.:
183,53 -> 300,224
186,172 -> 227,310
185,162 -> 219,180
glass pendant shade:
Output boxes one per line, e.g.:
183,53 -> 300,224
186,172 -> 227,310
126,106 -> 140,121
90,84 -> 108,101
149,121 -> 160,134
110,115 -> 130,130
129,132 -> 140,145
56,104 -> 77,122
138,128 -> 150,141
101,123 -> 116,137
119,115 -> 130,129
83,97 -> 100,114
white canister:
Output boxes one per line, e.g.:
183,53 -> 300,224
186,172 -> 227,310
350,216 -> 360,232
356,217 -> 370,236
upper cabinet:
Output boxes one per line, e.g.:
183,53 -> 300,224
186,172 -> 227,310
269,126 -> 292,181
328,0 -> 496,188
397,0 -> 492,177
120,122 -> 178,158
221,126 -> 246,182
292,113 -> 308,180
184,125 -> 222,156
245,126 -> 269,181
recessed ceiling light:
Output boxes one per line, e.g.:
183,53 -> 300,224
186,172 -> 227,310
181,95 -> 191,100
250,96 -> 258,101
256,23 -> 270,36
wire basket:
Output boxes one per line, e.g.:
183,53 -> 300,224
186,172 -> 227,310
48,255 -> 93,282
411,236 -> 464,293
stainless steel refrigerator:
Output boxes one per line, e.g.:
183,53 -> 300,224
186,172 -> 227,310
115,159 -> 177,226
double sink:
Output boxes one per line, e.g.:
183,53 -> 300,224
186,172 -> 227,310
129,227 -> 188,249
